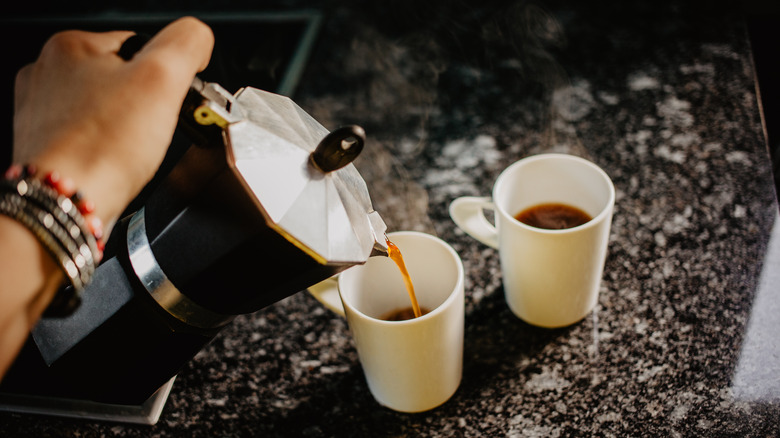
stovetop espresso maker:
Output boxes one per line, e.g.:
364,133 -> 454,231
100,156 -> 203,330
2,37 -> 388,405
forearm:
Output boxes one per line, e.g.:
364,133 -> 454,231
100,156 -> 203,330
0,128 -> 143,378
0,215 -> 64,377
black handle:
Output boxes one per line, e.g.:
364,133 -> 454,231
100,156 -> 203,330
310,125 -> 366,173
118,34 -> 151,61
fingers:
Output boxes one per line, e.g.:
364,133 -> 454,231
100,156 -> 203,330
15,29 -> 135,111
139,17 -> 214,73
31,17 -> 213,75
41,29 -> 136,59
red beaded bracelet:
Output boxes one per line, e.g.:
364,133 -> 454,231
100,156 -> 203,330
4,164 -> 105,256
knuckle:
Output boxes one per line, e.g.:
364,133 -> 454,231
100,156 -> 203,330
42,30 -> 88,55
131,54 -> 178,86
135,54 -> 170,76
178,16 -> 213,38
172,16 -> 215,52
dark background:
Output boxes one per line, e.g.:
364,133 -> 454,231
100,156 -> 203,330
1,0 -> 779,201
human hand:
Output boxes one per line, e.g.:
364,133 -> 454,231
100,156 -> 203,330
12,17 -> 214,226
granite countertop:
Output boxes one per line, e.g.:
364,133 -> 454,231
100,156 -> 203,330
2,0 -> 779,436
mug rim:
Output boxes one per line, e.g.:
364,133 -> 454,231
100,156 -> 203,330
338,231 -> 464,325
492,153 -> 615,234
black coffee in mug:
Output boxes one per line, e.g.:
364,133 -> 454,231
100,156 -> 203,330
514,203 -> 592,230
381,306 -> 431,321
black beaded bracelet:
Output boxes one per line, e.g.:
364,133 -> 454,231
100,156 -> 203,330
1,166 -> 102,316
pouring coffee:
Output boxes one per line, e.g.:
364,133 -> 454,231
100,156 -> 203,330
1,38 -> 389,405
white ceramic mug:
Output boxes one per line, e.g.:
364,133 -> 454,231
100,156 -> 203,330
312,231 -> 464,413
449,154 -> 614,328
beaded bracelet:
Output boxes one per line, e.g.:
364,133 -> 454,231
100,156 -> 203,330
1,164 -> 104,316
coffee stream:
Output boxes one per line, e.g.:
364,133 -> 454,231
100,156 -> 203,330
384,237 -> 425,320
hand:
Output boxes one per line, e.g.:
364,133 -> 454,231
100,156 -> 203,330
0,17 -> 214,378
12,16 -> 214,225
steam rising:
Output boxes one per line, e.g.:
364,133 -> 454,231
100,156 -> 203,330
303,1 -> 581,233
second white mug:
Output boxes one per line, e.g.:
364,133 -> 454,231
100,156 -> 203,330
449,154 -> 614,328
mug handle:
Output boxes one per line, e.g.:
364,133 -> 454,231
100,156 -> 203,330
307,276 -> 346,318
449,197 -> 500,249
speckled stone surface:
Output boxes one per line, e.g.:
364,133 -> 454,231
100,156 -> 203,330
2,0 -> 780,436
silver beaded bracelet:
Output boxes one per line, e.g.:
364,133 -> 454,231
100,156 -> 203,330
0,169 -> 101,316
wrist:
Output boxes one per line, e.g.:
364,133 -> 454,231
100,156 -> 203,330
2,164 -> 105,315
26,148 -> 138,227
